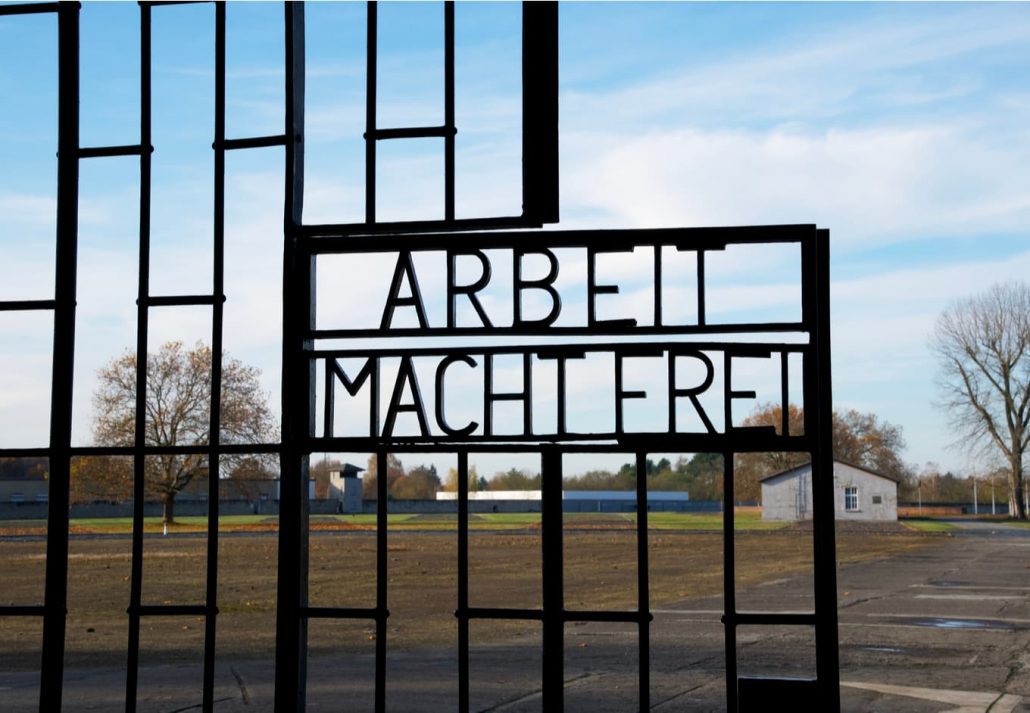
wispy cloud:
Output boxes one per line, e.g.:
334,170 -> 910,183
561,124 -> 1030,249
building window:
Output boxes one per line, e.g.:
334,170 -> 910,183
844,487 -> 859,511
872,495 -> 882,505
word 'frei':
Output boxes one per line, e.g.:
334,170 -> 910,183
323,345 -> 801,442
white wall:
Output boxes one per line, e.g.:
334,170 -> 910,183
761,462 -> 897,521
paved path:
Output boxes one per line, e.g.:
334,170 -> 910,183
945,519 -> 1030,538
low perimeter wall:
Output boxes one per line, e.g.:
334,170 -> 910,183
361,499 -> 724,515
1,498 -> 742,520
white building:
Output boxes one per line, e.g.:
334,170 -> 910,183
760,461 -> 898,522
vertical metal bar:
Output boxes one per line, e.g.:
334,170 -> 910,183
125,6 -> 152,709
483,355 -> 494,436
40,4 -> 79,710
653,245 -> 662,327
780,350 -> 790,436
614,352 -> 624,434
697,250 -> 706,327
375,450 -> 388,713
522,352 -> 533,435
202,5 -> 227,711
457,450 -> 470,713
555,356 -> 568,436
365,1 -> 377,224
521,2 -> 558,224
274,3 -> 307,711
722,451 -> 737,713
810,229 -> 841,711
323,360 -> 334,437
540,448 -> 564,713
635,452 -> 650,712
444,1 -> 455,222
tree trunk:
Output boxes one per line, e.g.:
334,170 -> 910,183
162,491 -> 176,524
1009,452 -> 1026,520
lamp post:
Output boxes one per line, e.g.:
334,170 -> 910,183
973,475 -> 978,516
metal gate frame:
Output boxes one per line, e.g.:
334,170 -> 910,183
0,2 -> 840,711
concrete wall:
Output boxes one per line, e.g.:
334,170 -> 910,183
363,499 -> 720,514
0,498 -> 283,520
0,479 -> 48,503
762,462 -> 898,521
1,497 -> 722,520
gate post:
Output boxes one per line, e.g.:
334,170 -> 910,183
275,3 -> 309,711
40,4 -> 80,711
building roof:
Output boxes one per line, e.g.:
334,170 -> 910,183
758,459 -> 900,485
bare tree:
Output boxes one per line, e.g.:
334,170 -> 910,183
932,282 -> 1029,519
93,341 -> 275,523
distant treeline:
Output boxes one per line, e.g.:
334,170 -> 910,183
0,457 -> 48,481
337,453 -> 725,502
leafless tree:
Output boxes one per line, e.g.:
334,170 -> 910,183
932,282 -> 1029,519
93,341 -> 276,523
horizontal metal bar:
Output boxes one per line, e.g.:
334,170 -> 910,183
0,299 -> 57,312
131,604 -> 214,617
1,438 -> 811,458
218,135 -> 287,151
0,2 -> 61,16
312,322 -> 808,340
302,216 -> 541,239
140,1 -> 212,7
465,607 -> 544,621
0,447 -> 50,457
302,223 -> 815,250
564,609 -> 652,624
0,605 -> 47,616
312,434 -> 814,453
78,144 -> 149,158
143,294 -> 224,307
0,442 -> 280,459
366,126 -> 455,140
301,606 -> 387,620
726,612 -> 818,627
310,340 -> 807,359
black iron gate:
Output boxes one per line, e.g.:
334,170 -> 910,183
1,2 -> 839,711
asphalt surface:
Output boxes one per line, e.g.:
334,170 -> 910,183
2,525 -> 1028,712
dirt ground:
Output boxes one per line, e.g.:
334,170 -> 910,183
0,527 -> 929,672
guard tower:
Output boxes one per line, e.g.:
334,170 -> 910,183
327,463 -> 364,514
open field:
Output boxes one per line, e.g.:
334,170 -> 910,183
3,511 -> 1028,711
0,527 -> 930,673
0,511 -> 789,536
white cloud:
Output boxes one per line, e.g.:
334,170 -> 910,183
561,125 -> 1030,250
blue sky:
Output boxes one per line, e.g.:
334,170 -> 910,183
1,2 -> 1028,479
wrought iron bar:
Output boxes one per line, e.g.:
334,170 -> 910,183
540,448 -> 563,711
39,6 -> 79,711
636,452 -> 651,712
811,229 -> 841,709
273,3 -> 308,711
125,7 -> 153,706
